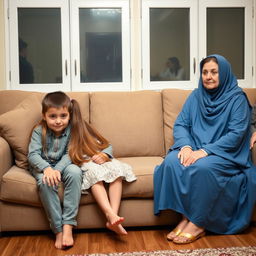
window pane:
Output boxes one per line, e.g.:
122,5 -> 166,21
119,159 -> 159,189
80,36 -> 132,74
150,8 -> 190,81
79,8 -> 122,83
18,8 -> 62,84
207,8 -> 244,79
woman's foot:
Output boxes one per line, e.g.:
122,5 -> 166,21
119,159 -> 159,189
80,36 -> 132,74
106,212 -> 125,226
173,221 -> 205,244
106,222 -> 128,235
62,224 -> 74,248
167,217 -> 188,241
55,232 -> 63,249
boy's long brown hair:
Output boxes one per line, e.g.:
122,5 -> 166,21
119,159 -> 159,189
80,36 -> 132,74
39,91 -> 109,166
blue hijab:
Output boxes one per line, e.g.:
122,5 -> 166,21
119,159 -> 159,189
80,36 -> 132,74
172,54 -> 252,167
198,54 -> 245,117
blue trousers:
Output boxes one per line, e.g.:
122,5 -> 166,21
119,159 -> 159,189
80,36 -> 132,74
32,164 -> 82,233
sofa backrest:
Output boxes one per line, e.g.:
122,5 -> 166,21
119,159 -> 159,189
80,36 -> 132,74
1,88 -> 255,161
89,91 -> 165,157
162,88 -> 256,153
0,90 -> 43,115
0,90 -> 90,122
243,88 -> 256,106
162,89 -> 192,152
0,90 -> 90,169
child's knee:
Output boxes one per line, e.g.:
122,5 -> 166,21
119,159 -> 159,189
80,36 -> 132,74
64,164 -> 82,180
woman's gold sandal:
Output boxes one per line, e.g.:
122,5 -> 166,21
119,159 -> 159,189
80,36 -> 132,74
173,231 -> 206,244
166,228 -> 182,241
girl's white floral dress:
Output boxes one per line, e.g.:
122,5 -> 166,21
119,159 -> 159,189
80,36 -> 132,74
81,158 -> 136,193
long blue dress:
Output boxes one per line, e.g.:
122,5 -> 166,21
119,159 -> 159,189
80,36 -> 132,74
154,54 -> 256,234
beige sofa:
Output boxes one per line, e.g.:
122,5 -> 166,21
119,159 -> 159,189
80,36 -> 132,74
0,89 -> 256,233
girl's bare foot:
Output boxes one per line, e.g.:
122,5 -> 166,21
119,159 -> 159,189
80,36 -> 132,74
167,217 -> 189,241
55,232 -> 63,249
106,212 -> 124,226
62,224 -> 74,248
106,222 -> 127,235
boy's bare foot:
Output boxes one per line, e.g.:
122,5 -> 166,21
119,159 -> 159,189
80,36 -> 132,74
167,217 -> 189,241
106,212 -> 124,226
62,224 -> 74,248
106,222 -> 127,235
55,232 -> 63,249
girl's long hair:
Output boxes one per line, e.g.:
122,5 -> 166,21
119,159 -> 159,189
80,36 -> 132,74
38,91 -> 109,166
69,99 -> 109,165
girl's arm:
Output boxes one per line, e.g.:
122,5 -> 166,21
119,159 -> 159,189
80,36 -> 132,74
92,144 -> 113,164
102,144 -> 113,158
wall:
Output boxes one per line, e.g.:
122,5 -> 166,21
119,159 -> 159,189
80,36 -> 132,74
0,0 -> 6,90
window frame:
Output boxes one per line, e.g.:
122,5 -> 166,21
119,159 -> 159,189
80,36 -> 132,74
7,0 -> 131,92
141,0 -> 254,90
4,0 -> 255,91
70,0 -> 131,91
198,0 -> 253,88
141,0 -> 198,90
9,0 -> 71,92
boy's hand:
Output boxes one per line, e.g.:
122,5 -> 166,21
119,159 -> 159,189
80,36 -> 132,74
43,167 -> 61,187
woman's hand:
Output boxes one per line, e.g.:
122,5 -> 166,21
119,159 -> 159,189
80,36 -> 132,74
250,132 -> 256,149
92,152 -> 110,164
43,167 -> 61,187
178,147 -> 193,165
182,150 -> 207,167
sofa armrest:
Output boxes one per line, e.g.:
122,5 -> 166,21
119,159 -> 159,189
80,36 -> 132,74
0,137 -> 13,181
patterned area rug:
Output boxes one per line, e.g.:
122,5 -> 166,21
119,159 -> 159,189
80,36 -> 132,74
65,246 -> 256,256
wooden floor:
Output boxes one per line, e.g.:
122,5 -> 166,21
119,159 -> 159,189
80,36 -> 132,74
1,225 -> 256,256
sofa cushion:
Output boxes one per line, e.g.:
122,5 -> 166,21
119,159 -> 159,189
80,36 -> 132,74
162,89 -> 192,152
66,92 -> 90,122
1,157 -> 163,207
0,94 -> 42,169
1,166 -> 40,206
90,91 -> 165,157
162,88 -> 256,152
0,90 -> 43,116
243,88 -> 256,106
117,156 -> 163,197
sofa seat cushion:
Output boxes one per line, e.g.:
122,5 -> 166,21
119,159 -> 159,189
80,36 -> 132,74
118,156 -> 163,197
1,157 -> 163,207
1,166 -> 40,206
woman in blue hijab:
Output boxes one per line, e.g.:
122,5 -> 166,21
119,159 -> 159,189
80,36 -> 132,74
154,54 -> 256,244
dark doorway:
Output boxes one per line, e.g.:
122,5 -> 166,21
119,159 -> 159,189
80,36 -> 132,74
83,32 -> 122,82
